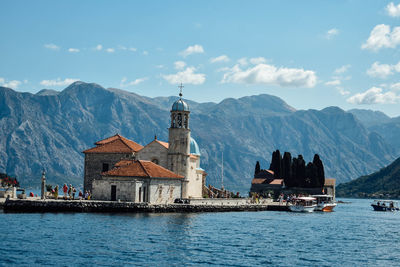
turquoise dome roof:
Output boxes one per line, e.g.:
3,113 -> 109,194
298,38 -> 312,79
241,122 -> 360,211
190,137 -> 201,156
172,98 -> 189,111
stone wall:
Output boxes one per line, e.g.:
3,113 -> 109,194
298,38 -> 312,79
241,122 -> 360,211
84,152 -> 133,192
3,199 -> 289,213
136,142 -> 168,168
92,177 -> 182,204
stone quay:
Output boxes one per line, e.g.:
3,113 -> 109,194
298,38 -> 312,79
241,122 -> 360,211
2,198 -> 290,213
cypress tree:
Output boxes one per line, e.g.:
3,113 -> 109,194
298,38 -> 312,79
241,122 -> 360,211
313,154 -> 325,188
254,161 -> 261,177
282,152 -> 292,187
291,157 -> 299,187
269,150 -> 282,179
297,155 -> 306,187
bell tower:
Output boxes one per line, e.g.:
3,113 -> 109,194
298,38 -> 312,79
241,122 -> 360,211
167,83 -> 191,198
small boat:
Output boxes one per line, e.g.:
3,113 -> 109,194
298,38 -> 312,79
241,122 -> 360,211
312,194 -> 337,212
289,197 -> 317,212
371,200 -> 399,211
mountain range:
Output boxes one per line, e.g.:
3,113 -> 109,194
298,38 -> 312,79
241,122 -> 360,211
1,81 -> 399,192
336,156 -> 400,199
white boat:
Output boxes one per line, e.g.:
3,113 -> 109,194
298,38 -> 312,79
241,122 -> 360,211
289,197 -> 317,212
312,194 -> 337,212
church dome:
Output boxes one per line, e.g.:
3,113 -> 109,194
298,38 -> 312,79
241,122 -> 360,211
190,137 -> 201,156
172,98 -> 189,111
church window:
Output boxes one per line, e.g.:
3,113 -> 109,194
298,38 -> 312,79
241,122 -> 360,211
170,186 -> 174,199
184,114 -> 188,128
152,158 -> 159,164
177,113 -> 182,127
159,186 -> 163,198
102,163 -> 109,172
171,114 -> 176,128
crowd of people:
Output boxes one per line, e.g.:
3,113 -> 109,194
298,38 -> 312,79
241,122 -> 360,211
29,184 -> 92,200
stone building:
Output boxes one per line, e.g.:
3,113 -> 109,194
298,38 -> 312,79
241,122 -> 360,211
92,160 -> 184,203
83,88 -> 207,202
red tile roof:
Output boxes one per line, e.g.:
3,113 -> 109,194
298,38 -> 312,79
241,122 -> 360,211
324,178 -> 336,186
102,160 -> 184,179
83,134 -> 143,154
251,178 -> 283,185
155,140 -> 169,149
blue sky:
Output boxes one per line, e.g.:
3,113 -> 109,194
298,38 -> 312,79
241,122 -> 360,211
1,0 -> 400,116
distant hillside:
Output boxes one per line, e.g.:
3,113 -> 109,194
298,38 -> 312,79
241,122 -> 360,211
0,81 -> 397,192
337,157 -> 400,199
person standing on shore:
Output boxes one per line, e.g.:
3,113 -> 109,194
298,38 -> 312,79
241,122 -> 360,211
63,184 -> 68,199
54,185 -> 59,200
68,184 -> 72,200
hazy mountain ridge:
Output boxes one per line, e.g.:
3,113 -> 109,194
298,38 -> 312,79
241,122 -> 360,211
336,157 -> 400,198
0,82 -> 397,191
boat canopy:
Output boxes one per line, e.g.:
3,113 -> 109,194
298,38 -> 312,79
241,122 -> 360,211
296,197 -> 316,201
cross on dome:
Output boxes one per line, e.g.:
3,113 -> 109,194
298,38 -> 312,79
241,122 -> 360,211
178,83 -> 184,98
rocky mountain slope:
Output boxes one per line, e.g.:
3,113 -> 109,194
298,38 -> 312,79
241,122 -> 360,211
336,157 -> 400,199
0,82 -> 397,192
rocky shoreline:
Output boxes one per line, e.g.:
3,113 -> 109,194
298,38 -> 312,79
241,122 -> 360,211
2,199 -> 289,213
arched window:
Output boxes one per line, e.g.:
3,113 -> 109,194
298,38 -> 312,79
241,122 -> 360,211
177,113 -> 182,128
171,114 -> 176,128
184,114 -> 188,128
152,158 -> 159,165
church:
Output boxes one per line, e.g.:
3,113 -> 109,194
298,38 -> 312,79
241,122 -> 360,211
82,88 -> 207,203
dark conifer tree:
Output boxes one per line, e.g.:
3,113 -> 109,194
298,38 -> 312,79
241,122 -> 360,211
282,152 -> 292,187
291,157 -> 299,187
269,150 -> 282,179
313,154 -> 325,188
297,155 -> 306,187
254,161 -> 261,177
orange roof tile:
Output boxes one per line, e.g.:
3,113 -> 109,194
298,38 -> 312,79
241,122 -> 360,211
324,178 -> 336,186
102,160 -> 184,179
83,134 -> 143,154
251,178 -> 283,185
251,178 -> 267,184
155,140 -> 169,149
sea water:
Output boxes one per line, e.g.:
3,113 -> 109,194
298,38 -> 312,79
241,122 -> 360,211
0,198 -> 399,266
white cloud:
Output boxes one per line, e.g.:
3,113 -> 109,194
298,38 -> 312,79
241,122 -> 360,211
325,80 -> 341,86
117,45 -> 127,50
367,62 -> 394,78
40,78 -> 79,87
250,57 -> 267,65
180,44 -> 204,57
361,24 -> 400,51
210,55 -> 230,63
221,63 -> 317,88
390,82 -> 400,90
95,44 -> 103,51
174,61 -> 186,70
347,87 -> 400,104
106,48 -> 115,53
162,67 -> 206,85
68,48 -> 80,53
44,43 -> 60,51
337,87 -> 350,96
326,28 -> 339,39
386,2 -> 400,17
238,57 -> 248,66
334,65 -> 351,74
155,65 -> 164,69
120,77 -> 147,87
0,78 -> 21,89
143,50 -> 149,55
129,47 -> 137,52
